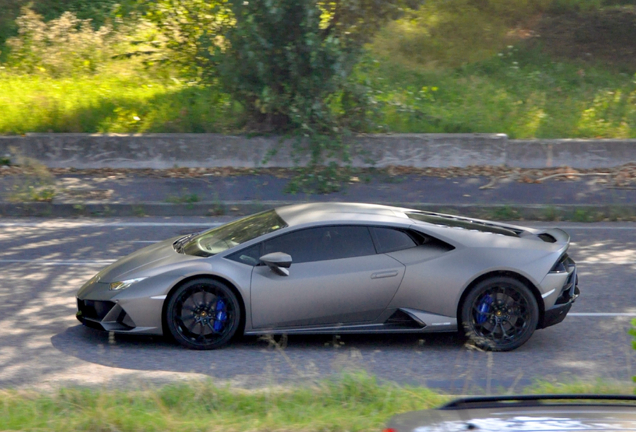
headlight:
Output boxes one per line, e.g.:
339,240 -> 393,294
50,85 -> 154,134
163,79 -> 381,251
109,278 -> 146,291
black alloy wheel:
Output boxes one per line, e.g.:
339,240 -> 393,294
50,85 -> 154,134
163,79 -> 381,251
166,278 -> 241,350
461,276 -> 539,352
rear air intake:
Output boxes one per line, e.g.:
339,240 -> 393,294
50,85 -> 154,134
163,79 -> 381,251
538,233 -> 557,243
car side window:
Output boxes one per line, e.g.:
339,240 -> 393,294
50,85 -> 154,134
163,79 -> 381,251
226,243 -> 262,266
263,226 -> 376,264
370,227 -> 418,254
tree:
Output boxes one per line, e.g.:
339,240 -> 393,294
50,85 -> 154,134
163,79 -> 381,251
147,0 -> 419,191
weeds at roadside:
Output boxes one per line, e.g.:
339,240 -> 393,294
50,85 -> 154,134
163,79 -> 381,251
526,378 -> 635,395
570,208 -> 593,222
2,372 -> 633,432
166,189 -> 201,210
72,204 -> 86,215
0,372 -> 447,432
208,194 -> 226,216
166,190 -> 200,205
7,151 -> 56,203
482,205 -> 520,221
607,206 -> 636,221
132,205 -> 146,217
541,206 -> 560,221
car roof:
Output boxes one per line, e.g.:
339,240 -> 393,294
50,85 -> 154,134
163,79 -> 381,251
275,203 -> 411,227
274,203 -> 530,239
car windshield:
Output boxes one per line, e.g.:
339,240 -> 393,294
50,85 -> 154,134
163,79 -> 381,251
181,210 -> 287,257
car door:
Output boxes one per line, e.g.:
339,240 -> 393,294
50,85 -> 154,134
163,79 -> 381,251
250,225 -> 406,329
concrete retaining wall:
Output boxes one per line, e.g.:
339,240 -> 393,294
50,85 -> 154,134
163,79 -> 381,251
1,133 -> 635,168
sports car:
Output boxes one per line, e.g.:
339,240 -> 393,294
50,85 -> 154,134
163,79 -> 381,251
76,203 -> 579,351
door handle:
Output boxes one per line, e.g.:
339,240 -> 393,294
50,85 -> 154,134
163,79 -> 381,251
371,270 -> 399,279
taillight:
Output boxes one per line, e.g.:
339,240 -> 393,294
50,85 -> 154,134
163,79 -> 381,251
550,254 -> 571,273
383,429 -> 398,432
550,261 -> 567,273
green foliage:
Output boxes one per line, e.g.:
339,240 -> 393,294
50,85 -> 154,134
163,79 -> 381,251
371,0 -> 552,68
487,206 -> 520,221
213,0 -> 418,191
0,73 -> 241,134
166,188 -> 201,210
369,0 -> 636,69
571,208 -> 593,222
144,0 -> 232,79
361,45 -> 636,138
217,0 -> 415,127
0,0 -> 141,58
5,9 -> 129,76
527,378 -> 634,395
2,42 -> 636,139
0,372 -> 447,432
165,192 -> 200,204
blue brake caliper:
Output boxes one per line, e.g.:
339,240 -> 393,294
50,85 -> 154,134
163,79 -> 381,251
476,295 -> 493,324
213,299 -> 227,332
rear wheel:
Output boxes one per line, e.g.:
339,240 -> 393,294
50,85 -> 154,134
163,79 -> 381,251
461,276 -> 538,352
166,278 -> 241,350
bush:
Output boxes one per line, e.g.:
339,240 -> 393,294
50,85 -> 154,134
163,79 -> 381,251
5,8 -> 131,76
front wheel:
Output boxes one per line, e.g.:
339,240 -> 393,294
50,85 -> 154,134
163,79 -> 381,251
166,278 -> 241,350
461,276 -> 539,352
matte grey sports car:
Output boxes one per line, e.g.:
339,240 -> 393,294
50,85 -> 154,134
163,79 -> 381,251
76,203 -> 579,351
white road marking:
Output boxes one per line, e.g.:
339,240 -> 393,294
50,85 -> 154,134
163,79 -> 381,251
569,313 -> 636,317
0,259 -> 115,266
130,241 -> 160,243
0,222 -> 223,228
557,226 -> 636,230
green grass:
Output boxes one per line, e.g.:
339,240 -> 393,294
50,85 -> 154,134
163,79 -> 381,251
361,46 -> 636,139
1,38 -> 636,138
3,45 -> 635,138
0,72 -> 244,134
0,373 -> 447,432
1,373 -> 634,432
528,378 -> 635,395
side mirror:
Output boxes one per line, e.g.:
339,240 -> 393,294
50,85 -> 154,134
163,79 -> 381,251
260,252 -> 292,276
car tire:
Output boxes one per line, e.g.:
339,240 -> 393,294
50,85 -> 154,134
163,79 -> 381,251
461,276 -> 539,352
166,278 -> 241,350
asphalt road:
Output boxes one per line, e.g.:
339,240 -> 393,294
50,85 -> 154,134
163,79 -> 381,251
1,217 -> 635,393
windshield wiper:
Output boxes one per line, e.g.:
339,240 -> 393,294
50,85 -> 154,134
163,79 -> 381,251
173,233 -> 196,253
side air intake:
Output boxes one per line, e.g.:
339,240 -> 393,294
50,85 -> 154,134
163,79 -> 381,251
385,310 -> 425,329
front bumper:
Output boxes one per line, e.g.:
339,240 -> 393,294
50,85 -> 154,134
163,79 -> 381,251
76,298 -> 136,331
76,278 -> 165,335
540,264 -> 579,329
